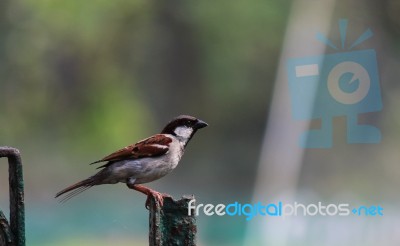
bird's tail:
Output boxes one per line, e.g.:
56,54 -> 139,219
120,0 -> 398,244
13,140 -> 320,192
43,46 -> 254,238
55,177 -> 96,203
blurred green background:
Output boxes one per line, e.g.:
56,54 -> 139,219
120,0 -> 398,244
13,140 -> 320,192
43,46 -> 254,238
1,0 -> 400,245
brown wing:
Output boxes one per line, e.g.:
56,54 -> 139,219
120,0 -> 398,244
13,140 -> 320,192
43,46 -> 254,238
90,134 -> 172,166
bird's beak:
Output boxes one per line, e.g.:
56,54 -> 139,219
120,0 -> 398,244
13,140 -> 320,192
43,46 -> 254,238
195,119 -> 208,129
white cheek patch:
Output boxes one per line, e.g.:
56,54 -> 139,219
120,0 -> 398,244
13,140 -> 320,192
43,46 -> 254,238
174,126 -> 193,139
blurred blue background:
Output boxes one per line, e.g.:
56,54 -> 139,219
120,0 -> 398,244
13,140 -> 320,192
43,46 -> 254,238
1,0 -> 400,245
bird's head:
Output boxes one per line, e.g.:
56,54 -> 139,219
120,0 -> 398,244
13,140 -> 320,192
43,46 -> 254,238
161,115 -> 208,145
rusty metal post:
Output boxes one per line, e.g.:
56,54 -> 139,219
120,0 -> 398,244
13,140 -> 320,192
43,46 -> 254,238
148,195 -> 196,246
0,147 -> 25,246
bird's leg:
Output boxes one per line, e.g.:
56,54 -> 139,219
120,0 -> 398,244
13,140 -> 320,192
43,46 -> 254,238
127,183 -> 171,208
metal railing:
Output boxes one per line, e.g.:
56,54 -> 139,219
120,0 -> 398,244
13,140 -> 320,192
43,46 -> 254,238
0,147 -> 25,246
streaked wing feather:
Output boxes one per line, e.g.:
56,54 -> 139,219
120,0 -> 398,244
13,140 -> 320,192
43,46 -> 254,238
90,134 -> 172,167
90,145 -> 136,164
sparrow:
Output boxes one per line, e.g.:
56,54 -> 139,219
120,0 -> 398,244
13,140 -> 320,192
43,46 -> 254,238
55,115 -> 208,207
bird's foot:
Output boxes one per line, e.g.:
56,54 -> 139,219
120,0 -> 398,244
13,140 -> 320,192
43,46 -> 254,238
145,191 -> 171,209
127,184 -> 171,209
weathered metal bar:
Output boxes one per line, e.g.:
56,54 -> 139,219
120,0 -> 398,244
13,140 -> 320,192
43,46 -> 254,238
148,195 -> 196,246
0,147 -> 25,246
0,211 -> 13,245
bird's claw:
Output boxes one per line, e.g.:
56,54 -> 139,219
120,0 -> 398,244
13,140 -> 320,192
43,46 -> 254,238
145,191 -> 172,209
